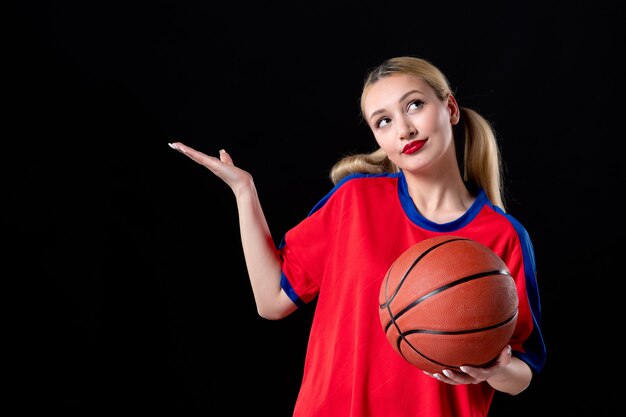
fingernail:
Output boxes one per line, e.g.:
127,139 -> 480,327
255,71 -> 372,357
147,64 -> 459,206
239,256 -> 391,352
460,366 -> 468,373
168,143 -> 177,150
442,370 -> 452,378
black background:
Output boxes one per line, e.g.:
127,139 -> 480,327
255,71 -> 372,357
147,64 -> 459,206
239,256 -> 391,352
7,1 -> 622,415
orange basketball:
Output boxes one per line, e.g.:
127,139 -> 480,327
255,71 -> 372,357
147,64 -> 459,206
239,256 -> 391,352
379,235 -> 518,374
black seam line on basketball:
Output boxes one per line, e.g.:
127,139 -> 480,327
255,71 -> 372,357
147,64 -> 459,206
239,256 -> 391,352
381,238 -> 471,344
400,309 -> 518,336
383,269 -> 512,333
395,335 -> 459,370
380,237 -> 469,310
380,237 -> 471,340
395,334 -> 499,370
396,310 -> 519,369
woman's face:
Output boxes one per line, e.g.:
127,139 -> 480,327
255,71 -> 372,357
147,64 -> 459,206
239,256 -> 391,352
362,74 -> 459,174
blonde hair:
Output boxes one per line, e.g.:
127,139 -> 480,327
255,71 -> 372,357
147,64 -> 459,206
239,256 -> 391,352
330,56 -> 505,210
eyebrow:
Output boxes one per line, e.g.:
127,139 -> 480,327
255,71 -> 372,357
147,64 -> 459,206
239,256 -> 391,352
368,89 -> 425,121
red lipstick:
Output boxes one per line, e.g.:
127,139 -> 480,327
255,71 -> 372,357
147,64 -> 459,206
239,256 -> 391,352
402,139 -> 427,155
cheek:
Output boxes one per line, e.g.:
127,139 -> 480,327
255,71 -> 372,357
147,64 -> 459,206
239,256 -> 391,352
421,112 -> 454,146
436,109 -> 454,134
373,131 -> 396,154
373,133 -> 404,164
372,131 -> 386,146
439,121 -> 454,145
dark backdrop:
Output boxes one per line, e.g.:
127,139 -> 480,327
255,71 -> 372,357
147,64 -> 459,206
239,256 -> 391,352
7,1 -> 622,415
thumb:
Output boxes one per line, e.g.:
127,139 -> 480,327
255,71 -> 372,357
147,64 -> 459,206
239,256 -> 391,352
219,149 -> 234,165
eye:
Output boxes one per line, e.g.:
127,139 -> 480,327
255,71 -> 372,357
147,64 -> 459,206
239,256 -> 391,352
408,99 -> 425,111
375,117 -> 391,129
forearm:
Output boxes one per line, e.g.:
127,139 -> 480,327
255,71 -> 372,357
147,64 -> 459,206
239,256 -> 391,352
486,356 -> 533,395
167,143 -> 292,317
234,181 -> 293,319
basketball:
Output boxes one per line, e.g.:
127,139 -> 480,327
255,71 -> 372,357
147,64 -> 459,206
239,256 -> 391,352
378,235 -> 518,374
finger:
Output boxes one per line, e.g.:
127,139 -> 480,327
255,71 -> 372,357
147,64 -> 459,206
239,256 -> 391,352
169,142 -> 232,169
168,141 -> 187,152
491,345 -> 512,367
169,142 -> 222,168
433,371 -> 460,385
441,369 -> 471,385
503,345 -> 512,359
499,345 -> 512,364
169,141 -> 202,157
459,364 -> 486,378
168,142 -> 196,159
218,149 -> 234,165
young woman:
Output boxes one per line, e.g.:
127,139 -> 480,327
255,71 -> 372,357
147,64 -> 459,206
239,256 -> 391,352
168,56 -> 546,417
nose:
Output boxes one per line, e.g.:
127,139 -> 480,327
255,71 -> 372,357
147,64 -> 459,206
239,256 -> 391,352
397,116 -> 417,140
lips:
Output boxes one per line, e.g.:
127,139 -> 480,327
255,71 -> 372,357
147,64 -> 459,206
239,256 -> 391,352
402,139 -> 427,155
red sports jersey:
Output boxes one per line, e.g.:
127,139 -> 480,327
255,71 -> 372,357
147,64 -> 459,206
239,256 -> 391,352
278,171 -> 546,417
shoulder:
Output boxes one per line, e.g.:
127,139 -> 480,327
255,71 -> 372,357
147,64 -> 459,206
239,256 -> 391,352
480,201 -> 535,262
334,171 -> 401,188
308,172 -> 401,217
488,203 -> 533,244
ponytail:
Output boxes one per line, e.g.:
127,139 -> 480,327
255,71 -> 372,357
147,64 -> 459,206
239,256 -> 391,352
329,148 -> 398,185
329,56 -> 506,211
460,107 -> 504,210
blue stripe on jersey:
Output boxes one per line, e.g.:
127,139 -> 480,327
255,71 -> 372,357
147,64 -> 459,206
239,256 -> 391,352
279,171 -> 546,374
491,204 -> 547,373
277,172 -> 394,307
307,172 -> 396,217
280,272 -> 305,308
398,173 -> 488,232
278,173 -> 390,251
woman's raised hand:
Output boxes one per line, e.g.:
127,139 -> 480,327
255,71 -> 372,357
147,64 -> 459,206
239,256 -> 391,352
168,142 -> 253,196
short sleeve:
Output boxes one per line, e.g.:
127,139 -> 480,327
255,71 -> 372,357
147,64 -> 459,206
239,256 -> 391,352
501,215 -> 547,373
278,185 -> 342,306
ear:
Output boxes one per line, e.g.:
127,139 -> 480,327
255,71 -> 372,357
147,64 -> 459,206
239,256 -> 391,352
447,94 -> 460,125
